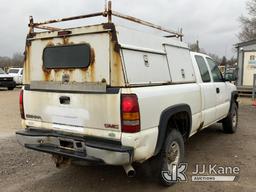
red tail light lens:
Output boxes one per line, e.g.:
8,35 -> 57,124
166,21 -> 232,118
19,90 -> 25,119
121,94 -> 140,133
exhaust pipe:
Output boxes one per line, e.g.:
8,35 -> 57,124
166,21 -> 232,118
123,164 -> 136,177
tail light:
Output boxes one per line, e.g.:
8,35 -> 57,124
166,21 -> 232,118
121,94 -> 140,133
19,90 -> 25,119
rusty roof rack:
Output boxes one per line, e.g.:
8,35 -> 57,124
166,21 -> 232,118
28,1 -> 183,40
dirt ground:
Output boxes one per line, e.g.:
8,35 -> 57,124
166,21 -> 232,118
0,88 -> 256,192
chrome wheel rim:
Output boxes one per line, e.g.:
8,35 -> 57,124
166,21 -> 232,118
166,141 -> 180,172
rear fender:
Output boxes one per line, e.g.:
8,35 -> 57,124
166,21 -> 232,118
154,104 -> 192,155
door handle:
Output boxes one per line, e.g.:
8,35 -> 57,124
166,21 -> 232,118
59,96 -> 70,104
216,88 -> 220,94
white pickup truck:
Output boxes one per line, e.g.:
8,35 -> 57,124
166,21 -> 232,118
8,68 -> 23,85
0,68 -> 16,90
16,4 -> 238,186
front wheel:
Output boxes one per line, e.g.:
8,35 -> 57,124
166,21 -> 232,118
222,102 -> 238,133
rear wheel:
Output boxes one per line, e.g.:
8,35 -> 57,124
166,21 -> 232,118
222,102 -> 238,133
148,129 -> 185,186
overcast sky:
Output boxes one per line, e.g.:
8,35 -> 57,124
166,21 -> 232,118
0,0 -> 248,58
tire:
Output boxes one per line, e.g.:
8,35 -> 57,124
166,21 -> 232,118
7,87 -> 15,90
149,129 -> 185,186
222,102 -> 238,133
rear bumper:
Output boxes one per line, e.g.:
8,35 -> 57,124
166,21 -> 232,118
16,128 -> 133,165
0,80 -> 16,88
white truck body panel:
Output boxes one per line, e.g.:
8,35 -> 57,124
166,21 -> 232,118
23,91 -> 122,140
121,49 -> 171,84
165,45 -> 196,83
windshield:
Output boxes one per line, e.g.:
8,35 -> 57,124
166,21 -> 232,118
8,69 -> 19,73
0,68 -> 5,74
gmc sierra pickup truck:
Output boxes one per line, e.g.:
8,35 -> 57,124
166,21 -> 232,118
0,68 -> 16,90
16,3 -> 238,186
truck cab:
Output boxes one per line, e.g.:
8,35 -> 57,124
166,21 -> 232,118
190,52 -> 237,132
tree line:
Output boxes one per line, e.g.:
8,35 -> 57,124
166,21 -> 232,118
188,0 -> 256,67
239,0 -> 256,41
0,53 -> 24,70
188,41 -> 237,67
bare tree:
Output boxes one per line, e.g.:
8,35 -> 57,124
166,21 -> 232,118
12,52 -> 24,67
239,0 -> 256,41
207,53 -> 222,65
0,52 -> 24,70
188,41 -> 236,66
0,57 -> 11,69
189,40 -> 206,53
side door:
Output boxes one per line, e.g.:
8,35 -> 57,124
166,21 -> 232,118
206,57 -> 229,120
193,55 -> 217,126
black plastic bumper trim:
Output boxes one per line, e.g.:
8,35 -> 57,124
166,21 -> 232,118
25,144 -> 103,163
0,80 -> 16,87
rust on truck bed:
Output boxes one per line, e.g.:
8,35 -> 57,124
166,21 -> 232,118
40,37 -> 96,83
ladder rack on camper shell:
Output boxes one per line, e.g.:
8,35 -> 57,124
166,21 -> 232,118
28,1 -> 183,41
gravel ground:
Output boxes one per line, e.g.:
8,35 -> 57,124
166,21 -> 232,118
0,88 -> 256,192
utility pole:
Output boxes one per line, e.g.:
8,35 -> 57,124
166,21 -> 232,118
196,40 -> 200,52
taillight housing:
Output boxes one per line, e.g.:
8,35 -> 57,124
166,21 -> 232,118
121,94 -> 140,133
19,90 -> 25,119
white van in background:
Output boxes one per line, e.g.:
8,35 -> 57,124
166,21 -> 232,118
8,68 -> 23,85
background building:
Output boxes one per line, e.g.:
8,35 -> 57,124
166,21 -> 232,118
236,39 -> 256,87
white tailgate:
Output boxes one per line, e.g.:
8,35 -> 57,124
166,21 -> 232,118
24,90 -> 121,139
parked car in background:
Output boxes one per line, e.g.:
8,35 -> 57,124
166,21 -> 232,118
0,68 -> 16,90
224,68 -> 238,85
8,68 -> 23,85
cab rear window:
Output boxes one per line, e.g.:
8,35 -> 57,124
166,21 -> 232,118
43,44 -> 91,69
